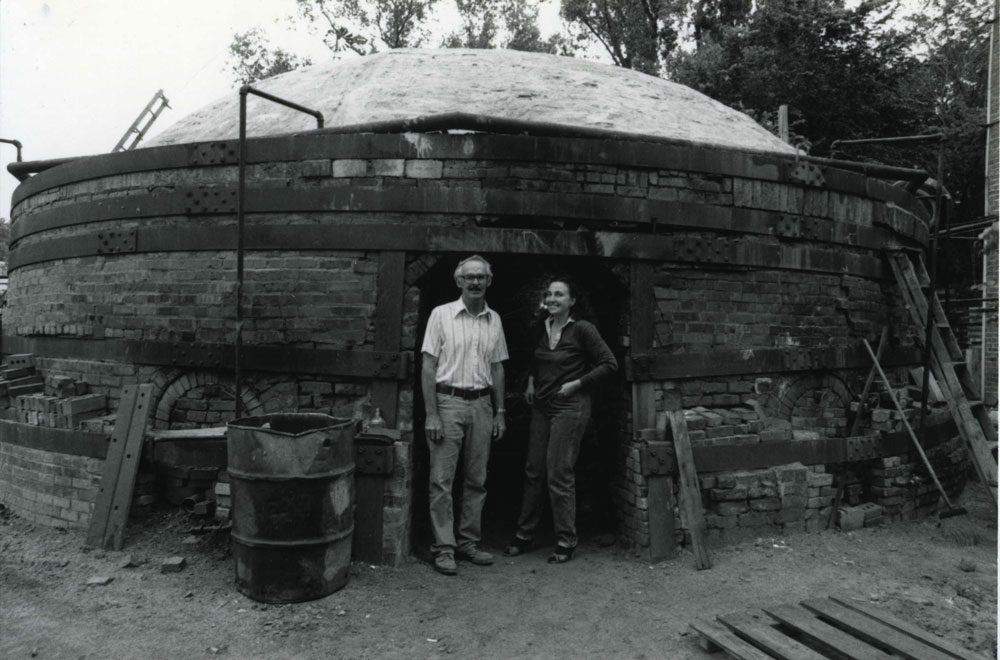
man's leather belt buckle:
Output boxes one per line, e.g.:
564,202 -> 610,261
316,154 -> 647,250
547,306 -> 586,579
436,384 -> 491,400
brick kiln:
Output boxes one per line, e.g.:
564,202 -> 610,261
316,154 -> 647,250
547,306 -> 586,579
0,49 -> 971,562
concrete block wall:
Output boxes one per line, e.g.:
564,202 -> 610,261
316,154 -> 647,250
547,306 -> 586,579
0,442 -> 101,527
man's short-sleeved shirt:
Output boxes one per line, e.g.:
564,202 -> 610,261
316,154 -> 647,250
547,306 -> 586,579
421,298 -> 508,389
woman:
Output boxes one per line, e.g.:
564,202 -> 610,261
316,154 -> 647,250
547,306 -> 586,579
505,276 -> 618,564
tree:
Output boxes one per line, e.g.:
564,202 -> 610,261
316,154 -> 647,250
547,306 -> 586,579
228,28 -> 312,85
668,0 -> 922,157
443,0 -> 562,52
226,0 -> 560,84
296,0 -> 439,54
559,0 -> 686,75
899,0 -> 993,289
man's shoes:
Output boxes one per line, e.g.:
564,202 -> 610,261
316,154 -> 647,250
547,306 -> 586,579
433,552 -> 458,575
456,545 -> 495,565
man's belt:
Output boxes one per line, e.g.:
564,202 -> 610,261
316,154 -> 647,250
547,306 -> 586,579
435,384 -> 491,400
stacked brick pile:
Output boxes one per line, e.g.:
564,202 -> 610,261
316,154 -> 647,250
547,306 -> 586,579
700,462 -> 835,545
683,405 -> 784,445
858,382 -> 932,433
214,471 -> 231,522
866,437 -> 966,521
13,390 -> 107,429
0,354 -> 45,408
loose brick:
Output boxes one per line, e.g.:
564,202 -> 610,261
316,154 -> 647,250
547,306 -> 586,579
161,556 -> 187,573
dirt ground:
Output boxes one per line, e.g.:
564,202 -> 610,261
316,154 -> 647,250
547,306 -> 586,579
1,482 -> 996,660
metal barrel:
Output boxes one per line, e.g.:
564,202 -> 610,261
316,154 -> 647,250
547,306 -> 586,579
227,413 -> 356,603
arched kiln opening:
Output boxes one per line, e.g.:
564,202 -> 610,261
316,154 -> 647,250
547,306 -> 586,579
409,254 -> 627,553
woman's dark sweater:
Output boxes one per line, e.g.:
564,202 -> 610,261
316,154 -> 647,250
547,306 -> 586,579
532,319 -> 618,402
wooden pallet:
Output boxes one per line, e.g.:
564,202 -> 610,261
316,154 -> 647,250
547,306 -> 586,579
690,596 -> 991,660
888,250 -> 998,505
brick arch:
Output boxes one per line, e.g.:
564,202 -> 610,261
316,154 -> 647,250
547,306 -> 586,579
773,373 -> 852,438
151,370 -> 264,430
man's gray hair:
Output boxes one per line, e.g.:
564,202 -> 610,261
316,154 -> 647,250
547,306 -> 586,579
453,254 -> 493,280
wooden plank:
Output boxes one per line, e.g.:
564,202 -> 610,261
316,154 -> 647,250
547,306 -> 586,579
146,427 -> 227,441
104,384 -> 153,550
717,611 -> 827,660
762,604 -> 895,660
801,598 -> 954,660
351,475 -> 385,564
667,409 -> 711,570
646,412 -> 677,561
688,618 -> 775,660
371,250 -> 406,428
630,263 -> 654,352
630,261 -> 676,561
909,367 -> 944,403
85,386 -> 138,548
829,596 -> 994,660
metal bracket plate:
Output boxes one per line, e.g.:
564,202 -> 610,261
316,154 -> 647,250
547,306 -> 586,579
641,441 -> 675,476
188,141 -> 237,166
184,188 -> 237,214
355,441 -> 395,476
789,162 -> 826,187
846,436 -> 880,462
96,230 -> 136,255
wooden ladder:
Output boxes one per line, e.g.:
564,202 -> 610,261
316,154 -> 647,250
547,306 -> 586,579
887,250 -> 998,504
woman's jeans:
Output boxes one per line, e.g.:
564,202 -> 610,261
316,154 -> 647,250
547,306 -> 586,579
514,392 -> 591,549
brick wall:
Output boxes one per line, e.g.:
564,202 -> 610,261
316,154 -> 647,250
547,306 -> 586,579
5,251 -> 377,348
0,442 -> 101,527
653,268 -> 905,351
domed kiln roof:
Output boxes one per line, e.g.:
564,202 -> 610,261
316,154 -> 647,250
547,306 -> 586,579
148,48 -> 794,155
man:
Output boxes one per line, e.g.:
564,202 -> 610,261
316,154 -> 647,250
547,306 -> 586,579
421,255 -> 508,576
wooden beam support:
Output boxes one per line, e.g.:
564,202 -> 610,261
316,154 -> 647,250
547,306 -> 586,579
371,251 -> 406,429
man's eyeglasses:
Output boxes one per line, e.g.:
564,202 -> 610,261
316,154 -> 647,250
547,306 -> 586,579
460,274 -> 490,282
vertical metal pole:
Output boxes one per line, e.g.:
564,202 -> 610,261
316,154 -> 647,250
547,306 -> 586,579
918,140 -> 945,442
235,88 -> 248,419
778,105 -> 789,143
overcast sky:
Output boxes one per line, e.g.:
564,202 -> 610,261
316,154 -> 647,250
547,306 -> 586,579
0,0 -> 567,221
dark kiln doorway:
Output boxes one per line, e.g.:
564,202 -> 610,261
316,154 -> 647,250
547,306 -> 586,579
411,255 -> 627,557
